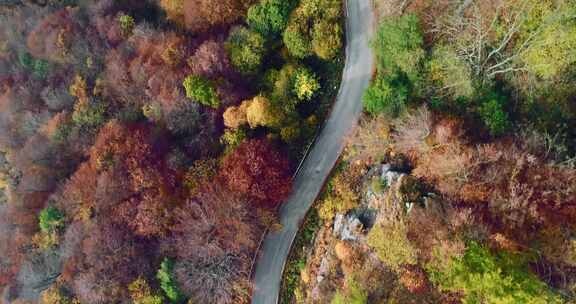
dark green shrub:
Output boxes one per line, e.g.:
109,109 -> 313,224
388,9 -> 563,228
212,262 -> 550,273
478,97 -> 512,136
39,206 -> 65,233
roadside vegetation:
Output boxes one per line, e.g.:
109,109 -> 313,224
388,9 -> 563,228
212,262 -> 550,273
0,0 -> 344,303
287,0 -> 576,303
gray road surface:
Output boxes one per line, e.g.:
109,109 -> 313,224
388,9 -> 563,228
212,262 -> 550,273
251,0 -> 374,303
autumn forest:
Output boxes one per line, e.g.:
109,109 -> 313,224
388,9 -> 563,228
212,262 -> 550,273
0,0 -> 343,303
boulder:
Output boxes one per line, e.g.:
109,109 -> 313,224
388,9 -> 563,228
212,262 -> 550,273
333,214 -> 363,241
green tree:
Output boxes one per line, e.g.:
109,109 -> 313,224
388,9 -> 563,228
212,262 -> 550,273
226,26 -> 266,74
283,0 -> 343,60
293,67 -> 320,101
283,18 -> 313,59
247,0 -> 295,37
429,44 -> 475,99
363,73 -> 410,116
520,3 -> 576,79
220,128 -> 247,151
157,258 -> 184,304
311,18 -> 342,60
33,59 -> 49,79
478,96 -> 512,136
182,75 -> 220,108
71,100 -> 107,130
429,242 -> 563,304
372,14 -> 425,85
268,64 -> 296,103
39,206 -> 65,234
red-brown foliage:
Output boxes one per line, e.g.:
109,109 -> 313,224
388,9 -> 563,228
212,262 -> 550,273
0,205 -> 27,287
183,0 -> 254,33
165,182 -> 262,304
27,8 -> 82,63
71,219 -> 152,303
393,111 -> 576,235
60,120 -> 181,237
170,182 -> 262,258
399,265 -> 430,294
220,138 -> 292,207
104,30 -> 194,112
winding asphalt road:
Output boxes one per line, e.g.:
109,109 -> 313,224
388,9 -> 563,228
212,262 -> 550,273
251,0 -> 374,303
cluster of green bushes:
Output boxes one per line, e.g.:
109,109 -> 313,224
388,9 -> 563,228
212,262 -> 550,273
429,242 -> 563,304
219,0 -> 344,159
365,2 -> 576,143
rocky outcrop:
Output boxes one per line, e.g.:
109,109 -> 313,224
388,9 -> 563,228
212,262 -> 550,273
333,213 -> 364,241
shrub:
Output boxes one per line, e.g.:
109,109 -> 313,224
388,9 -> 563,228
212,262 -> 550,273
293,67 -> 320,101
367,221 -> 418,270
118,14 -> 135,36
157,258 -> 184,304
129,277 -> 165,304
39,206 -> 65,234
331,277 -> 368,304
226,27 -> 266,74
182,75 -> 220,108
478,97 -> 512,136
428,242 -> 563,304
317,194 -> 345,221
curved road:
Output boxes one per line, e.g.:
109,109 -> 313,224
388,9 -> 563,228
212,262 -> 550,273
251,0 -> 374,303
